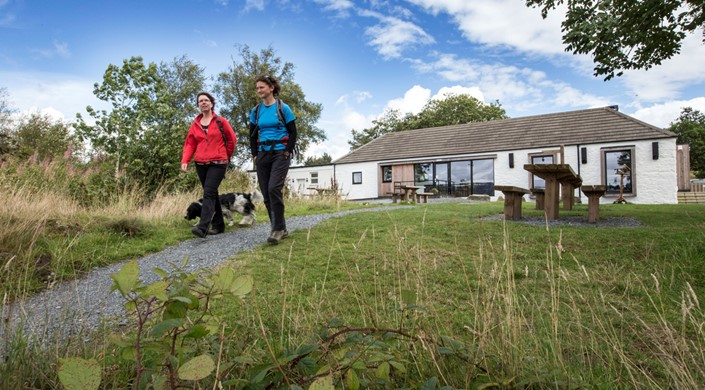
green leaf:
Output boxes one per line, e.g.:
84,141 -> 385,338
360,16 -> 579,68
295,356 -> 317,375
346,369 -> 360,390
153,267 -> 168,279
230,274 -> 253,297
111,260 -> 139,296
421,377 -> 439,390
120,346 -> 137,361
152,374 -> 167,390
389,360 -> 407,374
213,267 -> 235,292
375,361 -> 390,381
163,300 -> 188,320
139,280 -> 168,301
178,354 -> 215,381
150,318 -> 184,337
58,358 -> 101,390
309,375 -> 334,390
184,324 -> 210,339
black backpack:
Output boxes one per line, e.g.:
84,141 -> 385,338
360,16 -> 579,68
215,116 -> 228,148
252,99 -> 297,155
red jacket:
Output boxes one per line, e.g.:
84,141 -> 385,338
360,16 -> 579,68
182,113 -> 237,164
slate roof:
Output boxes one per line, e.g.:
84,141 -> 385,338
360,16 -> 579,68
333,106 -> 676,165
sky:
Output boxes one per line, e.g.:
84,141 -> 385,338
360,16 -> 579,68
2,0 -> 705,161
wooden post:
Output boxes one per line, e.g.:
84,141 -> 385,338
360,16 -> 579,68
532,188 -> 545,210
544,176 -> 560,220
582,185 -> 606,223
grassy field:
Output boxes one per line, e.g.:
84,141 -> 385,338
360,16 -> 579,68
2,177 -> 705,388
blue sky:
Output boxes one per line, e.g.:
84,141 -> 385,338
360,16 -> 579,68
2,0 -> 705,160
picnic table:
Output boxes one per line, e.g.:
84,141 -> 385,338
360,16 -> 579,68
524,164 -> 582,220
399,185 -> 424,202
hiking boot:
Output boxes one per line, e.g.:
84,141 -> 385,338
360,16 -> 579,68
281,229 -> 289,239
208,228 -> 224,235
267,230 -> 287,244
191,227 -> 207,238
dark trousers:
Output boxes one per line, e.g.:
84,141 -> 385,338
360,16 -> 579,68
195,163 -> 226,232
256,150 -> 290,231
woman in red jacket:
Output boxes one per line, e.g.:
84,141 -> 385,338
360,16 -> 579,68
181,92 -> 237,238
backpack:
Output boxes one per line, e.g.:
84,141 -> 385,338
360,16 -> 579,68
215,116 -> 227,148
252,99 -> 298,155
254,99 -> 285,128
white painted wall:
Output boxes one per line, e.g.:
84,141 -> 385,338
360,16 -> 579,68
247,165 -> 335,197
332,139 -> 678,204
333,162 -> 380,200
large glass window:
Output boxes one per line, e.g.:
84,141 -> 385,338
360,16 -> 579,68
472,159 -> 494,195
435,163 -> 449,194
530,154 -> 554,189
412,159 -> 495,196
382,166 -> 392,183
604,149 -> 633,195
414,163 -> 433,187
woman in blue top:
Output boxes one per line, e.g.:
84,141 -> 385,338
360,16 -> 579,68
249,75 -> 297,244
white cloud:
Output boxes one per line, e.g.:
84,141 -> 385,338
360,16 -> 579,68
3,71 -> 105,123
621,34 -> 705,102
406,0 -> 566,55
313,0 -> 354,13
359,10 -> 434,59
385,85 -> 430,114
432,85 -> 484,101
630,98 -> 705,129
30,40 -> 71,59
411,52 -> 611,114
244,0 -> 264,11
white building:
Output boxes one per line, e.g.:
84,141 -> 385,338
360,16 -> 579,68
249,107 -> 684,204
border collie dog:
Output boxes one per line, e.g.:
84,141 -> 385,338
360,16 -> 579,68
185,190 -> 264,227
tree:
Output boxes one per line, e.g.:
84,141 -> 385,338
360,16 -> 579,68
14,112 -> 78,161
214,45 -> 326,166
349,109 -> 407,150
668,107 -> 705,177
348,95 -> 507,150
304,153 -> 333,166
75,56 -> 206,193
526,0 -> 705,80
407,95 -> 507,129
0,87 -> 15,156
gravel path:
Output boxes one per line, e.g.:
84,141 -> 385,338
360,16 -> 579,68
1,206 -> 408,350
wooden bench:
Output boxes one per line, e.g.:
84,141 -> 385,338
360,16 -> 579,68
386,192 -> 403,203
415,192 -> 433,203
581,185 -> 606,223
531,188 -> 545,210
524,164 -> 581,220
494,186 -> 530,220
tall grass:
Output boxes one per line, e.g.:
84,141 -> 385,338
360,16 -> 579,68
0,155 -> 255,298
221,203 -> 705,388
3,153 -> 704,387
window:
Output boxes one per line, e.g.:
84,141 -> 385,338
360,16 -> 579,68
414,163 -> 433,187
352,171 -> 362,185
310,172 -> 318,184
382,166 -> 392,183
529,154 -> 554,189
603,148 -> 634,195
